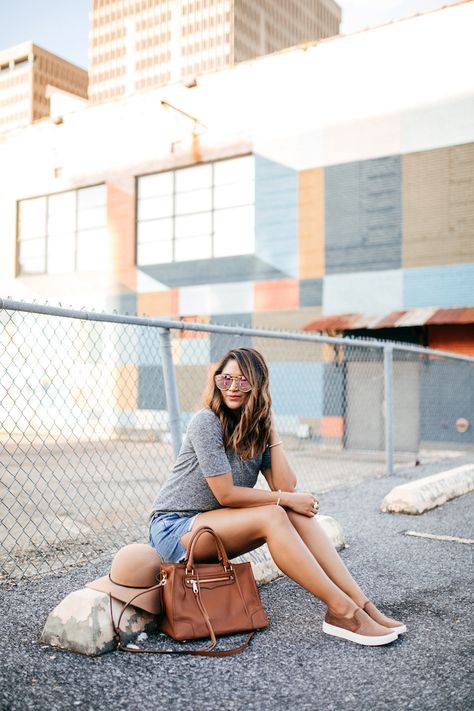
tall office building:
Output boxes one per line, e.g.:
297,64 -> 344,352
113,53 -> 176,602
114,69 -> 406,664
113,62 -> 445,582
89,0 -> 341,103
0,42 -> 88,134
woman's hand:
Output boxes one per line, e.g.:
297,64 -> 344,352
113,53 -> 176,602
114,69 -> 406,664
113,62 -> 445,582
281,491 -> 319,517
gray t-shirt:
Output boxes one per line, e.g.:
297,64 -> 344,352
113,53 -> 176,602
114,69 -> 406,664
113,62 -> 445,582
150,408 -> 271,516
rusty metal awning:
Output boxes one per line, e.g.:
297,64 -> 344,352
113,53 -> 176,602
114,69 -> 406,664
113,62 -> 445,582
304,306 -> 474,333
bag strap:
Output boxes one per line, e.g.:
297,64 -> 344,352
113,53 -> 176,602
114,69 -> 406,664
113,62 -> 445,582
184,526 -> 230,571
110,531 -> 256,657
111,583 -> 256,657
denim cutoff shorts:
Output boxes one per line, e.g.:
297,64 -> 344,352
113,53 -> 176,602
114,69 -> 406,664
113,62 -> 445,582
149,512 -> 199,563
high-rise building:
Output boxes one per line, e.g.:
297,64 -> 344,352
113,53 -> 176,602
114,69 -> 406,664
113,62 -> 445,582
89,0 -> 341,103
0,42 -> 88,134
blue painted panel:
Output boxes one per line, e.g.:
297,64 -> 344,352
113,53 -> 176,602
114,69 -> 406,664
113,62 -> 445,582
137,327 -> 162,366
255,154 -> 298,277
210,313 -> 252,362
138,365 -> 166,410
404,263 -> 474,308
299,278 -> 323,307
420,360 -> 474,443
323,363 -> 345,416
325,155 -> 402,273
269,362 -> 324,417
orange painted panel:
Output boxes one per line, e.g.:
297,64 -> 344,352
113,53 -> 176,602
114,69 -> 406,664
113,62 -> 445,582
299,167 -> 324,278
254,279 -> 299,312
178,315 -> 210,339
112,365 -> 137,410
427,325 -> 474,356
138,291 -> 176,316
107,180 -> 136,290
321,416 -> 344,438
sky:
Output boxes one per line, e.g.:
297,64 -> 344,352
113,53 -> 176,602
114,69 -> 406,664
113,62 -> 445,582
0,0 -> 462,69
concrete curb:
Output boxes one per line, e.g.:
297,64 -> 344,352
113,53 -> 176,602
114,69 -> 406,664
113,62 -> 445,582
40,515 -> 345,655
380,464 -> 474,515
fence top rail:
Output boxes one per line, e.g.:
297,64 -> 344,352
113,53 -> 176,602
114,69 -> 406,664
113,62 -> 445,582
1,297 -> 473,363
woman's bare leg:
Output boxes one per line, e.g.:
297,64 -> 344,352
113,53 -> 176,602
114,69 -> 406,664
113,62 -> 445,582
286,511 -> 368,608
180,505 -> 357,616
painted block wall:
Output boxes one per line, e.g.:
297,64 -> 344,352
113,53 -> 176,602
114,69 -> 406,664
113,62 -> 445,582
420,360 -> 474,444
255,155 -> 298,278
325,155 -> 402,274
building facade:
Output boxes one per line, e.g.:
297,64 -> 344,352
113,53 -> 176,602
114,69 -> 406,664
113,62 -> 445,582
89,0 -> 341,103
0,42 -> 88,134
1,2 -> 473,449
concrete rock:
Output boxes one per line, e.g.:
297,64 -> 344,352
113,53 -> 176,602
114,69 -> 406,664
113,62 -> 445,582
40,587 -> 159,656
380,464 -> 474,515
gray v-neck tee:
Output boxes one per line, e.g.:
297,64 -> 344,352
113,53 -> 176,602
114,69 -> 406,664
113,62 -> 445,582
150,408 -> 271,516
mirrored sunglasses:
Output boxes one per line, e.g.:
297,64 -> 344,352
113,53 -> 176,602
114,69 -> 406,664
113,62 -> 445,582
214,374 -> 252,393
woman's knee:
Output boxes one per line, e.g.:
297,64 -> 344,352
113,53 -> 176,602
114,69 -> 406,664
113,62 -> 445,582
256,503 -> 291,535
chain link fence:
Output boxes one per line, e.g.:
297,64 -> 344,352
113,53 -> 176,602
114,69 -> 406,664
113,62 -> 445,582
1,299 -> 473,583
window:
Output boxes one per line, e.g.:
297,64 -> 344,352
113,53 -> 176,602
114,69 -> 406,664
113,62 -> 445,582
17,184 -> 107,275
136,155 -> 255,266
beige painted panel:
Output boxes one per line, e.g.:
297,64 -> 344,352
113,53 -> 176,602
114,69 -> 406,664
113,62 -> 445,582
403,143 -> 474,267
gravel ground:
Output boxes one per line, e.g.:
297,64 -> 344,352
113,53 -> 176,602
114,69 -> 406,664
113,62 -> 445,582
1,457 -> 473,711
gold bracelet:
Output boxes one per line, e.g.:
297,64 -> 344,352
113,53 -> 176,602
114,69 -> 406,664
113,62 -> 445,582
276,489 -> 282,506
269,440 -> 283,449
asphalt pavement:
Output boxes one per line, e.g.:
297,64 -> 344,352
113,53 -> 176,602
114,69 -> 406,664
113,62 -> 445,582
1,457 -> 473,711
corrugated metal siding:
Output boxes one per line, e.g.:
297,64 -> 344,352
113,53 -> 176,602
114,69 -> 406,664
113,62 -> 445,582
325,155 -> 402,274
402,142 -> 474,268
255,154 -> 298,277
404,263 -> 474,308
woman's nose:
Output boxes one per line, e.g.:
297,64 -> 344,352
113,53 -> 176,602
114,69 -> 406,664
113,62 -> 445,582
229,379 -> 239,391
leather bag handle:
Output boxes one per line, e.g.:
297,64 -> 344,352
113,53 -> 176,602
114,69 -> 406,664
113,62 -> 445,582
185,526 -> 231,571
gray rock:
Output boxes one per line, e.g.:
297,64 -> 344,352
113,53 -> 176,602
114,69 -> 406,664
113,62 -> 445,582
40,588 -> 159,656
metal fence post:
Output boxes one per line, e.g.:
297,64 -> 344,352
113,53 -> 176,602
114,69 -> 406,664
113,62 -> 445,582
158,327 -> 182,460
384,344 -> 394,476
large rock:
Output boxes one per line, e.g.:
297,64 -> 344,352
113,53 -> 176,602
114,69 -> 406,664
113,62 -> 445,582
40,587 -> 159,656
381,464 -> 474,515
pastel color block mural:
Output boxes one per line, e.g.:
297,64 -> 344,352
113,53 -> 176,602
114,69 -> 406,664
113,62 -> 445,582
138,365 -> 166,410
269,362 -> 324,417
254,278 -> 299,312
403,263 -> 474,308
299,167 -> 324,278
323,270 -> 403,315
325,155 -> 402,274
402,143 -> 474,268
255,155 -> 298,277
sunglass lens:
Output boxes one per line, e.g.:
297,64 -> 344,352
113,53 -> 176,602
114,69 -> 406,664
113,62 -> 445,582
239,378 -> 251,392
215,375 -> 231,390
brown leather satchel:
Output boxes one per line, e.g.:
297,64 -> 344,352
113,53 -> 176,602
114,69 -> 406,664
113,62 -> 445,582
113,525 -> 268,656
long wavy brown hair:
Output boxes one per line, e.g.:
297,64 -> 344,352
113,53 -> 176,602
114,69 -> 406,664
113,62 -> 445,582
205,347 -> 272,459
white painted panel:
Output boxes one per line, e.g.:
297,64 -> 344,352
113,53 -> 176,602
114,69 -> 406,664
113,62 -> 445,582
323,270 -> 403,315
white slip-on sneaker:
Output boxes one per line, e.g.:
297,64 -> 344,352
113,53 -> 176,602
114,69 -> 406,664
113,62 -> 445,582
363,601 -> 407,635
323,607 -> 398,646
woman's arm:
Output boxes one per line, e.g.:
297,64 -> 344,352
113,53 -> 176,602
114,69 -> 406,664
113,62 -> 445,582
206,472 -> 316,517
263,415 -> 298,492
